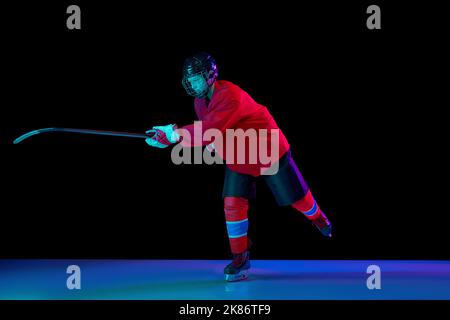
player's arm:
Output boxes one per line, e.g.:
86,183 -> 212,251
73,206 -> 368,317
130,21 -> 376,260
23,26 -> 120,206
145,97 -> 240,148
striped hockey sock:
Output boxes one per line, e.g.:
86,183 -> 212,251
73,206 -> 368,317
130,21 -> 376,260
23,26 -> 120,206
224,196 -> 249,254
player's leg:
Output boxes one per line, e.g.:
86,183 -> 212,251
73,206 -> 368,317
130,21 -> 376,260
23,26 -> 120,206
264,150 -> 332,237
291,190 -> 332,237
223,196 -> 252,281
222,166 -> 255,281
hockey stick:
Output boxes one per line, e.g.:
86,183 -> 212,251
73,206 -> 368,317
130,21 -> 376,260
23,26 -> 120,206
13,127 -> 157,144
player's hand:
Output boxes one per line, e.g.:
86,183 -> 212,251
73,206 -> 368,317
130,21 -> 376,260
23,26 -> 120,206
145,124 -> 180,148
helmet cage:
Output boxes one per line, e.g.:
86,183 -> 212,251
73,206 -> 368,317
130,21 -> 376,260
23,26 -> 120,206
183,70 -> 215,98
182,56 -> 218,98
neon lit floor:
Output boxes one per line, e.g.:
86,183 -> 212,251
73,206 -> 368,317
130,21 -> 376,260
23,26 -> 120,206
1,260 -> 449,300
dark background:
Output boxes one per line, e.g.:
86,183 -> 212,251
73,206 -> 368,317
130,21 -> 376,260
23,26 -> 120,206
1,1 -> 448,260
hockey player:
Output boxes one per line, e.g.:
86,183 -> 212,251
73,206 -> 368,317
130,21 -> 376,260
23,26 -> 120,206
146,52 -> 332,282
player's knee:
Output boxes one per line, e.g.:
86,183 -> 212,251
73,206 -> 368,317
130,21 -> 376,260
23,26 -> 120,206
224,196 -> 248,220
224,196 -> 248,209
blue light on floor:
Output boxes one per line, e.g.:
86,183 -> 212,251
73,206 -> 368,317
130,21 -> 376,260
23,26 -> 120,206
1,260 -> 449,300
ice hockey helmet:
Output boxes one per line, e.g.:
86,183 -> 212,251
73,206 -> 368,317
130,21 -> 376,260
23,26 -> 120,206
182,52 -> 218,98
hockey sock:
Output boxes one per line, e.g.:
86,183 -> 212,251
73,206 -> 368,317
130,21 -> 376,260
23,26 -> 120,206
224,196 -> 249,254
291,190 -> 329,223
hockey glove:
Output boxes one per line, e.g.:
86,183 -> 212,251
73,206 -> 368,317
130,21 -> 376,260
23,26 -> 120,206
145,124 -> 180,148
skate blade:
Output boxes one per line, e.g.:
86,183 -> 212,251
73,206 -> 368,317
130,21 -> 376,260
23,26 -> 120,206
225,270 -> 249,282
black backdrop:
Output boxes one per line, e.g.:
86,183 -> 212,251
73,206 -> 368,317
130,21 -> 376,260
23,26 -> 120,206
1,1 -> 448,260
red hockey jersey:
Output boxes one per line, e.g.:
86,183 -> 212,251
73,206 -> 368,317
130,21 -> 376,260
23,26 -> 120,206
180,80 -> 290,177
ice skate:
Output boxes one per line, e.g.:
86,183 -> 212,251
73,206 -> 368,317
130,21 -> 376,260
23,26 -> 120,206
224,239 -> 252,282
224,250 -> 251,282
312,214 -> 332,237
